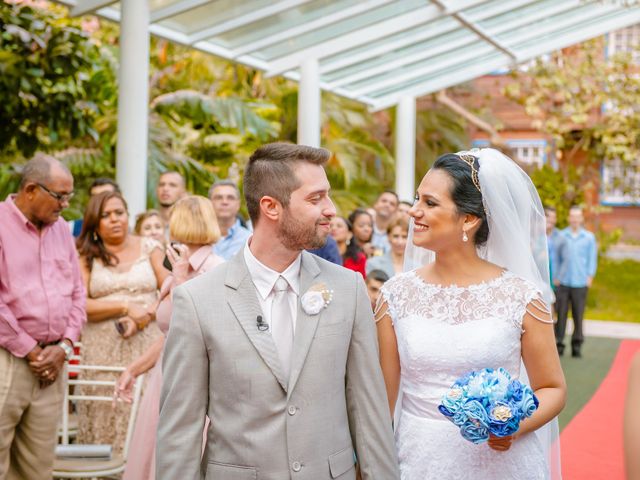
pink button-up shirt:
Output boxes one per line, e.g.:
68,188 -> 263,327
0,195 -> 86,357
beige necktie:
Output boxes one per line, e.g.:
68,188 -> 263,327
271,276 -> 293,379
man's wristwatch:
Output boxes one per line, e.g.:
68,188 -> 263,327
57,341 -> 73,361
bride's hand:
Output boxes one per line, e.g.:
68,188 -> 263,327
487,433 -> 514,451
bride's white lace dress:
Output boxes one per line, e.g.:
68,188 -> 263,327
380,270 -> 549,480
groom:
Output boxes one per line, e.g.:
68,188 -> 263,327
157,143 -> 399,479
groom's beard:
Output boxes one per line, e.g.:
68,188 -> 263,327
278,210 -> 329,251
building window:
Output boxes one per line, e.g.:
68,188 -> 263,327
472,139 -> 547,168
608,24 -> 640,62
601,158 -> 640,206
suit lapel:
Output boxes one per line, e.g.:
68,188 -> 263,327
225,252 -> 288,392
287,251 -> 322,398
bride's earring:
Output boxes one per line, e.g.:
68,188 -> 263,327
462,230 -> 468,242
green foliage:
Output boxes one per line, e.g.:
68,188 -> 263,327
505,38 -> 640,196
529,164 -> 584,229
414,104 -> 469,185
0,3 -> 103,156
587,258 -> 640,322
596,228 -> 623,257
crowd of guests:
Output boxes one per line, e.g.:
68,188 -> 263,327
0,152 -> 415,479
0,148 -> 612,480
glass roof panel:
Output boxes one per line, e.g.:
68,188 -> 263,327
323,27 -> 478,84
217,0 -> 354,49
367,50 -> 506,99
51,0 -> 640,107
320,15 -> 459,73
255,0 -> 426,61
159,0 -> 274,35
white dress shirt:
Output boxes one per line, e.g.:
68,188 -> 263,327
243,242 -> 301,334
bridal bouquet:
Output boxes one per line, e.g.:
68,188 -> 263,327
438,367 -> 538,444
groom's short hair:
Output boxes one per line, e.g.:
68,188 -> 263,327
244,142 -> 331,224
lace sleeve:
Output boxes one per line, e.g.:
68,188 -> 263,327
373,281 -> 396,325
513,276 -> 553,329
525,295 -> 553,324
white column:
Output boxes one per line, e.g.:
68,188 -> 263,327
116,0 -> 150,219
297,58 -> 321,147
395,95 -> 416,201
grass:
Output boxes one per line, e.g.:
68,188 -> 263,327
586,258 -> 640,323
558,335 -> 620,430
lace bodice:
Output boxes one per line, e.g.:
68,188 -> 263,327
381,270 -> 540,417
380,270 -> 548,479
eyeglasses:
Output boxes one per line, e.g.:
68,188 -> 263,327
37,183 -> 75,203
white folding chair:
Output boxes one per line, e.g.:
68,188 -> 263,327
57,343 -> 82,443
53,364 -> 144,479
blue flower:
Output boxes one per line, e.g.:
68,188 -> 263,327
460,421 -> 489,444
462,400 -> 489,427
507,380 -> 523,402
519,386 -> 539,418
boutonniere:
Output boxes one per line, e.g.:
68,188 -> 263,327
300,283 -> 334,315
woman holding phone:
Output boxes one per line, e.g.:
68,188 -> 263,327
115,195 -> 223,480
76,191 -> 168,453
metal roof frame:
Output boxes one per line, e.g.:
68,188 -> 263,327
55,0 -> 640,111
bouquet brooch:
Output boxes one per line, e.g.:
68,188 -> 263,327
438,367 -> 538,444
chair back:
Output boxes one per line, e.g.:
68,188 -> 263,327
55,363 -> 145,478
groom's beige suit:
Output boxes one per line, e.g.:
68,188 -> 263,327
157,250 -> 399,480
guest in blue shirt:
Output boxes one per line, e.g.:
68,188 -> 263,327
554,206 -> 597,358
209,180 -> 251,260
544,206 -> 565,289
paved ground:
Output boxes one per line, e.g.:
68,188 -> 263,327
566,319 -> 640,339
606,244 -> 640,262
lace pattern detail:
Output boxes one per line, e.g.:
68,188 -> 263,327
381,270 -> 541,331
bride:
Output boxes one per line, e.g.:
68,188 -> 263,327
375,149 -> 566,479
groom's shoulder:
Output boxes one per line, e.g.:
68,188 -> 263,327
181,261 -> 230,294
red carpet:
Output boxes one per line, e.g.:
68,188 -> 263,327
560,340 -> 640,479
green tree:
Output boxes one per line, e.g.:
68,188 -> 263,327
504,38 -> 640,201
0,2 -> 103,157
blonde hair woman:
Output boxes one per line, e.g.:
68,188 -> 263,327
115,195 -> 223,480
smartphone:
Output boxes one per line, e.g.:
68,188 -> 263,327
162,242 -> 182,271
115,320 -> 126,336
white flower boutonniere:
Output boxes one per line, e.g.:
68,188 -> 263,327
301,283 -> 334,315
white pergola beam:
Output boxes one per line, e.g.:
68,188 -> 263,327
297,58 -> 321,147
150,0 -> 212,23
188,0 -> 313,43
71,0 -> 116,17
115,0 -> 150,219
371,7 -> 640,111
265,5 -> 444,77
432,0 -> 517,60
395,96 -> 416,202
232,0 -> 393,57
328,0 -> 582,89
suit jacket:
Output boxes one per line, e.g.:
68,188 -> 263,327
157,250 -> 399,480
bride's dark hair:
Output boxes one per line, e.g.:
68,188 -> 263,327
433,153 -> 489,246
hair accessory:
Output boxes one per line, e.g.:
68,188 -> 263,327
457,153 -> 482,193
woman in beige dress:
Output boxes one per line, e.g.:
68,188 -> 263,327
76,191 -> 168,453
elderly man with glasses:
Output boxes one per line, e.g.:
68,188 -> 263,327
0,153 -> 86,480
